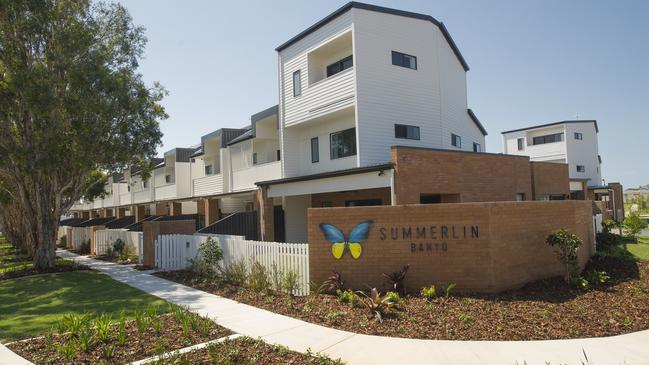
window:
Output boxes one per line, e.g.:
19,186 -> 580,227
252,153 -> 258,165
420,194 -> 441,204
576,165 -> 585,173
345,199 -> 382,207
330,128 -> 356,159
292,70 -> 301,97
320,201 -> 332,208
127,186 -> 130,192
391,51 -> 417,69
326,55 -> 353,77
394,124 -> 420,140
310,137 -> 319,163
165,175 -> 172,183
517,138 -> 525,151
516,193 -> 525,201
451,133 -> 461,148
532,133 -> 563,145
204,165 -> 213,175
142,180 -> 148,188
574,132 -> 583,140
276,149 -> 281,161
473,143 -> 481,152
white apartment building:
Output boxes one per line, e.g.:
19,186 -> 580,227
502,120 -> 602,193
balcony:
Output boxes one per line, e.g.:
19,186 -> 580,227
92,200 -> 103,209
119,192 -> 132,206
193,173 -> 224,197
154,183 -> 177,201
133,189 -> 154,204
232,161 -> 281,191
102,195 -> 115,208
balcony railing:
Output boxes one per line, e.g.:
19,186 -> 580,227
193,173 -> 224,197
132,189 -> 153,204
155,184 -> 177,201
119,193 -> 132,206
232,161 -> 281,191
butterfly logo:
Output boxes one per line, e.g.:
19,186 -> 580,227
319,220 -> 373,259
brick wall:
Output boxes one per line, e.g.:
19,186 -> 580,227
308,200 -> 594,293
531,162 -> 570,199
142,220 -> 196,267
391,147 -> 534,204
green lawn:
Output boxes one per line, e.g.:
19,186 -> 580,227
626,236 -> 649,260
0,271 -> 169,342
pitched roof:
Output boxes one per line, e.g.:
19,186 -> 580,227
275,2 -> 469,71
467,109 -> 488,136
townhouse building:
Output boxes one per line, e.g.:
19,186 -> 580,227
71,2 -> 617,245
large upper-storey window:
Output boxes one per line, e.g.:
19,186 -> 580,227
330,128 -> 356,159
326,55 -> 353,77
394,124 -> 420,140
392,51 -> 417,70
532,133 -> 563,145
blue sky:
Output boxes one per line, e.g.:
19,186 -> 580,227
117,0 -> 648,188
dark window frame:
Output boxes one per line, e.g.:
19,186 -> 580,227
451,133 -> 461,148
345,198 -> 382,207
204,165 -> 213,175
532,133 -> 564,145
326,55 -> 353,78
473,142 -> 481,152
292,70 -> 301,97
311,137 -> 319,163
330,128 -> 357,160
252,152 -> 258,165
517,138 -> 525,151
574,132 -> 583,140
391,51 -> 417,70
394,124 -> 420,140
576,165 -> 585,173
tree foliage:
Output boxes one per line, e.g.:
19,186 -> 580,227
546,229 -> 583,282
0,0 -> 167,268
624,213 -> 648,241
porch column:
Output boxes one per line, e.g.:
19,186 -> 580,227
134,205 -> 145,222
170,202 -> 182,216
257,187 -> 274,241
205,198 -> 219,225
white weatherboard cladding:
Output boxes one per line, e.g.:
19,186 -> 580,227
565,123 -> 601,185
267,170 -> 392,198
503,126 -> 567,162
353,8 -> 484,166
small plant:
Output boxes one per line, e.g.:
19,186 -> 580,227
94,313 -> 113,343
58,235 -> 67,248
117,317 -> 127,346
421,285 -> 437,302
356,288 -> 398,322
281,269 -> 301,295
101,344 -> 115,360
624,213 -> 648,242
336,289 -> 357,305
458,313 -> 473,322
444,283 -> 457,297
59,313 -> 90,336
135,309 -> 148,332
570,276 -> 590,289
112,239 -> 125,256
197,315 -> 213,337
546,229 -> 583,282
153,338 -> 170,355
585,270 -> 610,286
382,264 -> 410,295
386,291 -> 401,303
220,259 -> 248,286
323,271 -> 344,293
247,260 -> 271,292
57,338 -> 79,360
77,327 -> 94,353
191,236 -> 224,278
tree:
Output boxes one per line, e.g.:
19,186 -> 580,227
546,229 -> 582,282
0,1 -> 167,269
624,213 -> 648,242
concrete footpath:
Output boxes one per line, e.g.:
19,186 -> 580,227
54,251 -> 649,365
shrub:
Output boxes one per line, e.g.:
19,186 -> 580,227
382,264 -> 410,295
220,259 -> 248,286
191,236 -> 223,278
80,239 -> 90,254
94,313 -> 112,343
323,271 -> 344,293
585,270 -> 610,287
112,239 -> 125,255
570,276 -> 589,289
281,269 -> 301,295
247,261 -> 271,292
119,244 -> 137,262
421,285 -> 437,302
546,229 -> 582,282
624,213 -> 648,241
58,235 -> 67,248
336,289 -> 357,305
356,288 -> 398,322
386,291 -> 401,303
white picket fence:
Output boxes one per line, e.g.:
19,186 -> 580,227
155,234 -> 310,296
94,229 -> 144,262
70,227 -> 90,250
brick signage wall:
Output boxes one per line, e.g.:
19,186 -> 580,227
308,200 -> 595,293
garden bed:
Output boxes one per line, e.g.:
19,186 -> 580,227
155,255 -> 649,341
162,336 -> 342,364
1,242 -> 90,280
8,305 -> 231,364
92,254 -> 139,265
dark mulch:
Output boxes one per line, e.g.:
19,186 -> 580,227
155,256 -> 649,341
92,255 -> 138,265
9,313 -> 231,365
163,336 -> 343,364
